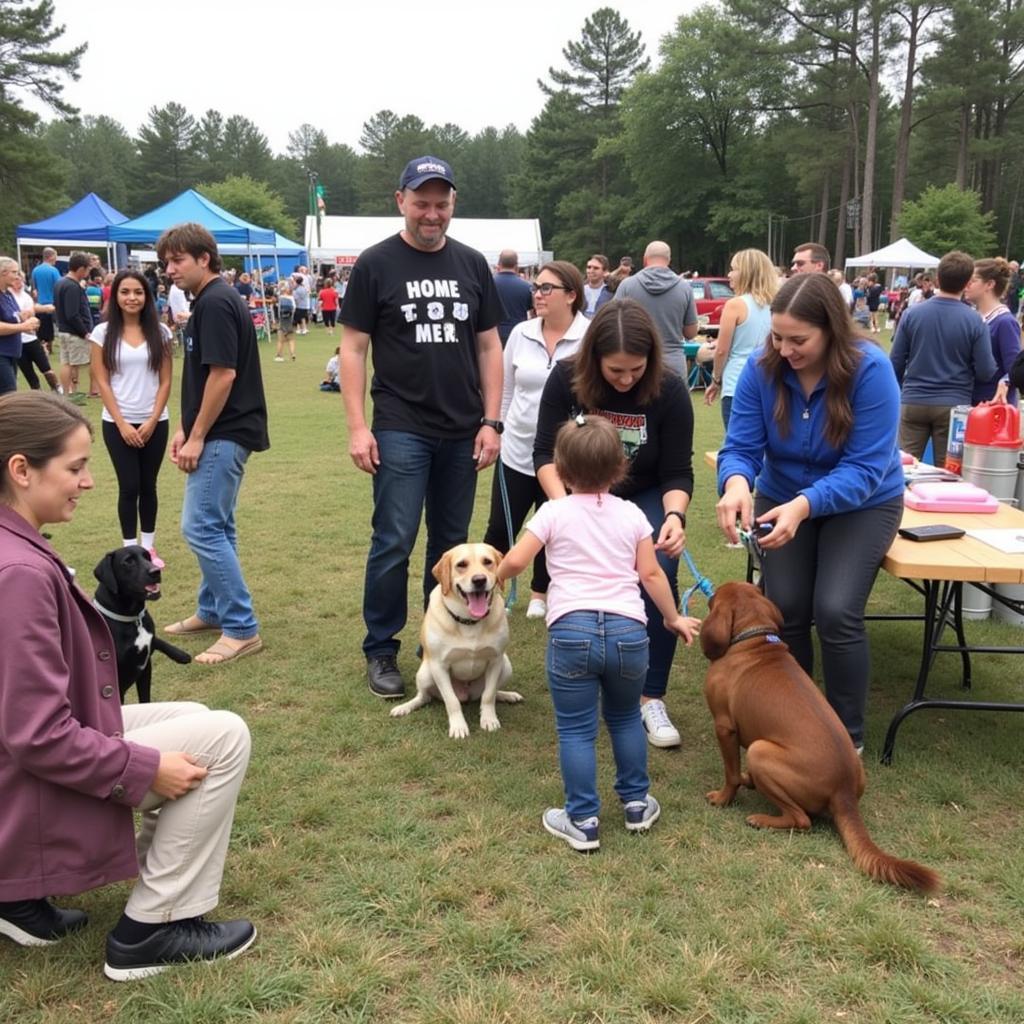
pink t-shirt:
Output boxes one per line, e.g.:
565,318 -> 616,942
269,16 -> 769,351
525,492 -> 653,627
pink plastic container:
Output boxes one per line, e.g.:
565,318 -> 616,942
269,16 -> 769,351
904,481 -> 999,513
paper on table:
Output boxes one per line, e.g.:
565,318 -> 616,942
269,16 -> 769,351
964,529 -> 1024,554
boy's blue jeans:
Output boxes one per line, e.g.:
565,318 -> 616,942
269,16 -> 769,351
546,610 -> 651,821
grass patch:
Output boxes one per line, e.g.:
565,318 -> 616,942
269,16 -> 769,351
2,322 -> 1023,1022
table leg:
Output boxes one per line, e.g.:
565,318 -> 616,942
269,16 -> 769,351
952,582 -> 971,690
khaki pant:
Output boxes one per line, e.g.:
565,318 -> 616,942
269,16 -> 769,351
899,403 -> 953,466
122,702 -> 250,923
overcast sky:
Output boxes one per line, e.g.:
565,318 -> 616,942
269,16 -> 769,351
40,1 -> 692,153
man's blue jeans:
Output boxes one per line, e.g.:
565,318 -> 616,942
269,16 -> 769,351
363,430 -> 477,657
0,354 -> 18,395
630,486 -> 681,699
180,439 -> 258,640
546,611 -> 651,821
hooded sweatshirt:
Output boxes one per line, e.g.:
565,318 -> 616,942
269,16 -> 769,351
613,267 -> 697,377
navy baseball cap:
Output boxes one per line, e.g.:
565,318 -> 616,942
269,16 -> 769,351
399,155 -> 456,191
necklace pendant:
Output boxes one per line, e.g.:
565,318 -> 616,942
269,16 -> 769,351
802,407 -> 810,420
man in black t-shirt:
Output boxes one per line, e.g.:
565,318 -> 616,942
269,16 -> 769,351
157,222 -> 269,666
339,155 -> 504,699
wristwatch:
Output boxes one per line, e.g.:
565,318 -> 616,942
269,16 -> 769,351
664,510 -> 687,528
481,418 -> 504,434
711,375 -> 723,386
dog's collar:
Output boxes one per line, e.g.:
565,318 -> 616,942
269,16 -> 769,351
446,604 -> 484,626
728,626 -> 782,647
92,598 -> 144,626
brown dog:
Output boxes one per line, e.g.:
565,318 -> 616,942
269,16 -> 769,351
390,543 -> 522,739
700,581 -> 938,893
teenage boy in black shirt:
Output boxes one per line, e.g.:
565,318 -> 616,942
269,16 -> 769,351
157,222 -> 269,665
340,155 -> 504,699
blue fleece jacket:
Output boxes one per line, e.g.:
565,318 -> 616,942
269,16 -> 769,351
717,340 -> 904,517
889,296 -> 995,405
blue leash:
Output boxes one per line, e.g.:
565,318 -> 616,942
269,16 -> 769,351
496,460 -> 518,608
680,547 -> 715,615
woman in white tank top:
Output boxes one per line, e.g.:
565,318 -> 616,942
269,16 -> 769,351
705,249 -> 777,430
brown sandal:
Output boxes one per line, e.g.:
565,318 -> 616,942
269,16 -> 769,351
195,636 -> 264,665
164,616 -> 219,636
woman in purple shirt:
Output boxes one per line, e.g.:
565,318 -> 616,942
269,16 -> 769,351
0,392 -> 255,981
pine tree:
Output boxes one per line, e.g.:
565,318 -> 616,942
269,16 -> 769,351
0,0 -> 85,247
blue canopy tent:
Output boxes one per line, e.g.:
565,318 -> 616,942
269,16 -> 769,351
16,192 -> 129,269
109,190 -> 279,340
107,189 -> 276,246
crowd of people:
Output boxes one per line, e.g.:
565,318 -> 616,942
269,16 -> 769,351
2,148 -> 1022,977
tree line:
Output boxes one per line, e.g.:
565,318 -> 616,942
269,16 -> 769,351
2,1 -> 1020,269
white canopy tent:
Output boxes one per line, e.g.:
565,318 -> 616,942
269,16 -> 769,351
844,237 -> 940,269
305,216 -> 550,268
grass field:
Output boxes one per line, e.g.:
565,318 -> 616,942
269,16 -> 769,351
2,323 -> 1024,1024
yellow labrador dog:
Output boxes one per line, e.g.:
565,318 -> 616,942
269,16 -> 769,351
390,543 -> 522,739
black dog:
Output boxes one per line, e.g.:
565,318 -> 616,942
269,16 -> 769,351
92,546 -> 191,702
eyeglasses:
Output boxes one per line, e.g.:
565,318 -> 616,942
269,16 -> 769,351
586,264 -> 603,271
531,283 -> 568,295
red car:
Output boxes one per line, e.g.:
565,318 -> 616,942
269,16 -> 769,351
688,277 -> 735,337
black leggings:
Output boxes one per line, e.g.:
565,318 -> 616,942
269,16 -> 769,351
755,494 -> 903,745
482,461 -> 549,594
102,419 -> 169,538
322,309 -> 336,328
17,340 -> 54,390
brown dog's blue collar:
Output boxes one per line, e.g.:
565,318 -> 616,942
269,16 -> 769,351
728,626 -> 781,647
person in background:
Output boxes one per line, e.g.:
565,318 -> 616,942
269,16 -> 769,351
0,258 -> 35,396
321,346 -> 341,392
613,241 -> 698,379
534,299 -> 694,750
483,260 -> 589,620
85,270 -> 104,328
716,273 -> 905,752
53,253 -> 93,403
582,255 -> 612,319
865,273 -> 884,333
292,276 -> 310,336
890,251 -> 995,464
89,270 -> 173,568
30,247 -> 61,355
275,282 -> 296,362
317,277 -> 339,336
11,271 -> 60,393
828,269 -> 853,311
791,242 -> 830,275
493,249 -> 533,346
704,248 -> 777,429
965,257 -> 1022,406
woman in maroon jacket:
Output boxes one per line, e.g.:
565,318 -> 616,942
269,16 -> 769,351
0,392 -> 255,981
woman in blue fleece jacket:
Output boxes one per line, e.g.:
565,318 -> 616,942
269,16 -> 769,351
716,273 -> 904,750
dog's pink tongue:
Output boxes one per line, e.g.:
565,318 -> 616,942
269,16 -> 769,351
466,591 -> 490,619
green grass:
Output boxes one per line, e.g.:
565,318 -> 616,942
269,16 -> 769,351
3,322 -> 1024,1023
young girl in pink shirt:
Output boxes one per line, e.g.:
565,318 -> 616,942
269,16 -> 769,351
498,415 -> 699,852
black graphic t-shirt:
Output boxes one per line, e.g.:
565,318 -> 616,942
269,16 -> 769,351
339,233 -> 503,437
533,360 -> 695,499
181,278 -> 269,452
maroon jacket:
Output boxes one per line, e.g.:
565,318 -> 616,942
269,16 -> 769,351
0,507 -> 160,900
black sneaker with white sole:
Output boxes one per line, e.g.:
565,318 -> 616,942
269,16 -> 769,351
0,898 -> 88,947
104,916 -> 256,982
366,654 -> 405,699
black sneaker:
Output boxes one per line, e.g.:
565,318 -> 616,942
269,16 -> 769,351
0,898 -> 89,947
366,654 -> 405,699
103,916 -> 256,982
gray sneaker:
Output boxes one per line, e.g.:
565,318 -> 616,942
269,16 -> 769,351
624,795 -> 661,832
542,808 -> 599,852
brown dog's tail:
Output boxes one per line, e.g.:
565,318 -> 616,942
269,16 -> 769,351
830,791 -> 940,893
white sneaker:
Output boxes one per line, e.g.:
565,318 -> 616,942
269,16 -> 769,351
274,356 -> 284,362
640,699 -> 681,748
526,598 -> 547,619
